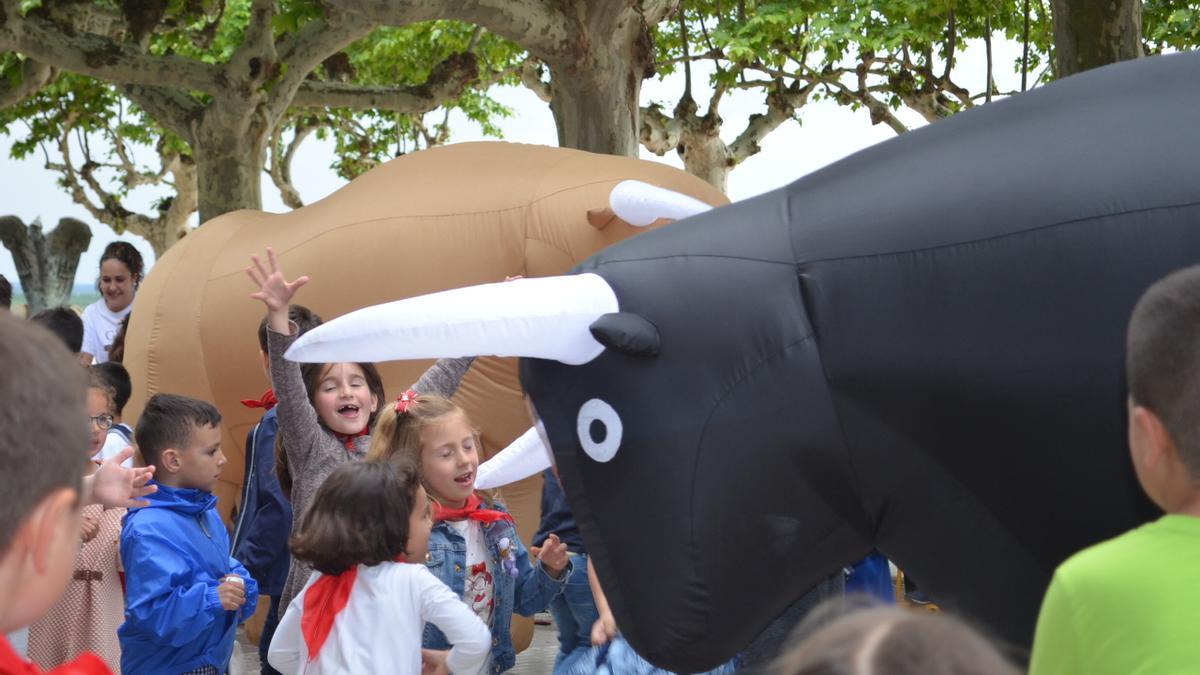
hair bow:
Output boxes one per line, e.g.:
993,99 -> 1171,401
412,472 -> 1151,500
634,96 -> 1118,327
394,389 -> 419,414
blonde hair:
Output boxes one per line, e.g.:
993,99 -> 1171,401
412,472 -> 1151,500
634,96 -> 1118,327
367,393 -> 495,506
772,596 -> 1021,675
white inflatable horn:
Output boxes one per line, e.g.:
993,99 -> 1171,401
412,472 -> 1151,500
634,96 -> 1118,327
475,426 -> 552,489
609,180 -> 714,226
285,273 -> 618,366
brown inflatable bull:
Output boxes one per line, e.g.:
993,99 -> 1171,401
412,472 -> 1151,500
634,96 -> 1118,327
121,141 -> 726,647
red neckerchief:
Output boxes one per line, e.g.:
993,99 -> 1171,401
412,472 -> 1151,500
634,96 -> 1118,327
301,555 -> 406,661
333,427 -> 369,453
240,388 -> 277,411
433,494 -> 514,525
0,636 -> 110,674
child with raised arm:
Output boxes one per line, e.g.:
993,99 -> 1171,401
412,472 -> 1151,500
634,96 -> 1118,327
1029,265 -> 1200,675
269,460 -> 490,674
245,247 -> 476,611
119,394 -> 259,675
368,392 -> 572,673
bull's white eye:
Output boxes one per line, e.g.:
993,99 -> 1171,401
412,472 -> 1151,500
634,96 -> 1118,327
576,399 -> 622,462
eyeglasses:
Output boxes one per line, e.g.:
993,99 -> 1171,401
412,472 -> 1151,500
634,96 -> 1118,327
89,414 -> 115,431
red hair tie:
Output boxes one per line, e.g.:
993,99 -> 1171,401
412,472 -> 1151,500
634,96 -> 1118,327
394,390 -> 419,414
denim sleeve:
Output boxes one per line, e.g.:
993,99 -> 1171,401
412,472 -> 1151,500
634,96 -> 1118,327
511,526 -> 572,616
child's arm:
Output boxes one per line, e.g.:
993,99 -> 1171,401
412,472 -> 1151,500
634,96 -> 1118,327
417,567 -> 491,674
588,560 -> 618,646
266,596 -> 303,675
246,249 -> 324,473
410,356 -> 475,399
510,528 -> 573,617
121,528 -> 233,646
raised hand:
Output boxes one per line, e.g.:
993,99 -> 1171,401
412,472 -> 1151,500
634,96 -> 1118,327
530,533 -> 570,579
246,247 -> 309,314
88,447 -> 156,508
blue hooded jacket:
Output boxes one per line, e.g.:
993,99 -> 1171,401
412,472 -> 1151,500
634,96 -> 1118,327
119,481 -> 259,675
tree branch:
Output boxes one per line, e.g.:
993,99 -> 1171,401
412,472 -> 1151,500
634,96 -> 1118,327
119,85 -> 202,143
729,81 -> 814,164
638,103 -> 682,156
520,57 -> 552,102
290,52 -> 478,113
0,11 -> 222,92
325,0 -> 571,60
0,58 -> 57,108
265,10 -> 376,123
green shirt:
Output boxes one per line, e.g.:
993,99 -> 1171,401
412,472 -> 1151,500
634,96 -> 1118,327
1029,514 -> 1200,675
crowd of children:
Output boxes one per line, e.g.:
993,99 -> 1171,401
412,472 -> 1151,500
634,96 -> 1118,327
2,252 -> 1199,675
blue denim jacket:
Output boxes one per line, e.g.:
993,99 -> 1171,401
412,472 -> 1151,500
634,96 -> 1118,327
423,501 -> 572,673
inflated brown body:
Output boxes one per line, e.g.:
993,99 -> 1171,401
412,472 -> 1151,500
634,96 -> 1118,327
121,141 -> 726,612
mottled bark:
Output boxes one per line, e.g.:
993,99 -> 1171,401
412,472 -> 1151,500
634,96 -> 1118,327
0,216 -> 92,313
1051,0 -> 1142,77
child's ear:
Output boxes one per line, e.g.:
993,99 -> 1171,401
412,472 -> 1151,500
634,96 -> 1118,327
26,488 -> 79,575
161,448 -> 182,473
1130,404 -> 1172,468
370,392 -> 379,414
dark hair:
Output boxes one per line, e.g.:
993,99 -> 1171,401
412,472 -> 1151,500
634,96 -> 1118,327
258,305 -> 323,353
93,362 -> 132,416
30,307 -> 84,353
107,313 -> 130,363
0,274 -> 11,310
276,360 -> 385,498
97,241 -> 144,290
135,393 -> 222,468
1127,265 -> 1200,476
87,368 -> 117,413
0,314 -> 88,552
290,459 -> 421,575
772,596 -> 1022,675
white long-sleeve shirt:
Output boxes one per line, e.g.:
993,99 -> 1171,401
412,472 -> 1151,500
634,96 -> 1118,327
269,561 -> 490,675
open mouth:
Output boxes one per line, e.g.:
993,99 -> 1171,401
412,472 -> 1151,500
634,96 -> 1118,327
336,404 -> 361,419
454,470 -> 475,487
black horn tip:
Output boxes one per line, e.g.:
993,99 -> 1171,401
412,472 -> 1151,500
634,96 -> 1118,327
589,312 -> 661,357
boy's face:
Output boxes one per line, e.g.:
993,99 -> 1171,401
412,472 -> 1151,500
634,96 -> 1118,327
166,423 -> 226,491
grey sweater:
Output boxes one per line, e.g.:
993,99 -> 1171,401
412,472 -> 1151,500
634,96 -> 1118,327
268,324 -> 473,609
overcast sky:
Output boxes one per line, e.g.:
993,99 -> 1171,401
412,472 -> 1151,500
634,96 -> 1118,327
0,39 -> 1024,291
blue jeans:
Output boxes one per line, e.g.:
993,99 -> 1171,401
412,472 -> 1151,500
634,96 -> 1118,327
551,553 -> 601,673
259,594 -> 282,675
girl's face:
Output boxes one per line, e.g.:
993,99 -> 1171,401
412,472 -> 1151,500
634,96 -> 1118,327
406,485 -> 433,560
86,387 -> 112,458
99,259 -> 136,313
419,411 -> 479,508
312,362 -> 379,436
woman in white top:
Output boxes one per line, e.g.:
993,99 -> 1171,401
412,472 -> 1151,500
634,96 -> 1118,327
80,241 -> 143,365
270,459 -> 489,675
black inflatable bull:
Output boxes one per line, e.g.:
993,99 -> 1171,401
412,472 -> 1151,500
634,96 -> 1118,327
287,52 -> 1200,671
